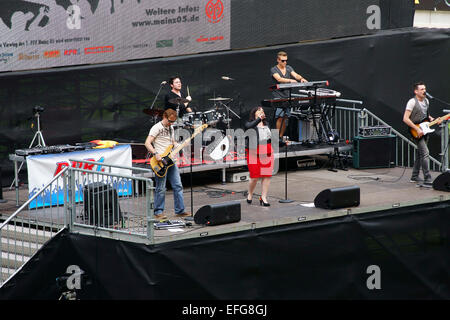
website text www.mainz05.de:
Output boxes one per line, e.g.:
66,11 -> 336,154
132,6 -> 200,27
132,14 -> 199,27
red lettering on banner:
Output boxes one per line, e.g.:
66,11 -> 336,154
83,159 -> 96,171
71,161 -> 83,169
84,46 -> 114,54
53,158 -> 99,176
54,161 -> 69,176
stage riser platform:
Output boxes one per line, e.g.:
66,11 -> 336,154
1,200 -> 449,300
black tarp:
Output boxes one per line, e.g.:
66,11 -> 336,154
0,28 -> 449,184
1,200 -> 449,300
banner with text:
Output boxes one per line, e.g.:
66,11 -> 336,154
26,144 -> 132,209
0,0 -> 230,72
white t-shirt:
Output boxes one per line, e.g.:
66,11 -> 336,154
148,121 -> 174,155
258,126 -> 272,142
405,98 -> 428,114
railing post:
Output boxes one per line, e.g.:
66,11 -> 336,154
66,168 -> 76,231
441,120 -> 449,172
357,109 -> 366,133
146,179 -> 154,243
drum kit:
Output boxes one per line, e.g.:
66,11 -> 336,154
142,96 -> 238,161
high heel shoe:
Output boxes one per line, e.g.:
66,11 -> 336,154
246,196 -> 252,204
259,197 -> 270,207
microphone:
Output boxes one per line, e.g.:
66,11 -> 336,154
426,92 -> 434,100
161,81 -> 167,85
221,76 -> 234,81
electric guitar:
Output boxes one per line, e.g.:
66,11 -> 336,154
150,124 -> 208,177
409,113 -> 450,139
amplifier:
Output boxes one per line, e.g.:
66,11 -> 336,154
358,125 -> 392,137
353,135 -> 396,169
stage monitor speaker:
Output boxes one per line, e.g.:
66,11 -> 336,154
314,185 -> 360,209
433,171 -> 450,192
83,182 -> 122,227
194,201 -> 241,226
353,135 -> 396,169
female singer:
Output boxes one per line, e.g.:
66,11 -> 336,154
245,106 -> 275,206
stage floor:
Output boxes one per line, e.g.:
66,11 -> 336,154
1,160 -> 448,244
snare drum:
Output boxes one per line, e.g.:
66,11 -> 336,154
182,112 -> 203,128
182,112 -> 202,124
202,109 -> 220,126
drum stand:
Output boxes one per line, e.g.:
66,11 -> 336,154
10,109 -> 46,189
217,100 -> 240,130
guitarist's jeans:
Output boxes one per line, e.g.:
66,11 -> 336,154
412,136 -> 432,183
154,164 -> 185,215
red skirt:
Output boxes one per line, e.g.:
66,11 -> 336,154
246,143 -> 274,178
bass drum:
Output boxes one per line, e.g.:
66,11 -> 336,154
202,129 -> 230,161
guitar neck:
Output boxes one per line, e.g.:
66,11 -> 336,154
428,113 -> 450,127
169,124 -> 207,157
172,138 -> 193,155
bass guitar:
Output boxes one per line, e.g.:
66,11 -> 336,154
409,113 -> 450,139
150,124 -> 208,177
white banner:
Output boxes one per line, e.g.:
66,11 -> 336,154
26,144 -> 132,208
0,0 -> 231,72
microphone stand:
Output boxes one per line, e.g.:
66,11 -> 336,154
429,95 -> 450,107
149,82 -> 166,110
279,87 -> 293,204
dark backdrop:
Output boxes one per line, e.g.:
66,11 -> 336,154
0,27 -> 449,183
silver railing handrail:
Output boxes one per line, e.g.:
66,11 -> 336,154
361,107 -> 442,169
332,103 -> 443,171
1,167 -> 69,286
65,160 -> 155,242
0,167 -> 68,230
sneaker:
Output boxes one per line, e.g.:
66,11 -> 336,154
175,212 -> 191,217
409,177 -> 423,183
154,213 -> 167,220
422,181 -> 433,188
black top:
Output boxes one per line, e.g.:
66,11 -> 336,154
270,65 -> 295,99
164,90 -> 190,116
244,118 -> 286,149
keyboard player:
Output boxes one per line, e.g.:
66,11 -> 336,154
270,51 -> 308,140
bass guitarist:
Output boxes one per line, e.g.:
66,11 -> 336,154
145,109 -> 190,219
403,81 -> 442,187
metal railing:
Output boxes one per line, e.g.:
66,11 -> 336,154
1,159 -> 156,287
65,160 -> 155,242
332,100 -> 444,171
1,167 -> 68,286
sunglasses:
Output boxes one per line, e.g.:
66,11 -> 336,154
168,119 -> 177,123
280,59 -> 287,62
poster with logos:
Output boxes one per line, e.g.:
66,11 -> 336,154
0,0 -> 230,72
26,144 -> 132,209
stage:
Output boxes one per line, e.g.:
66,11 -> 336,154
1,157 -> 448,243
1,160 -> 449,300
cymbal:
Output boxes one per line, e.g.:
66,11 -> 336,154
208,97 -> 231,101
142,108 -> 163,116
168,97 -> 190,104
